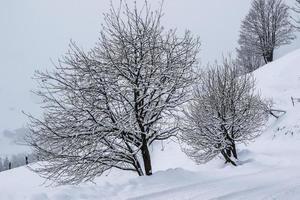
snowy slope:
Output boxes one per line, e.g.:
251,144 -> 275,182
255,49 -> 300,139
255,49 -> 300,107
1,49 -> 300,199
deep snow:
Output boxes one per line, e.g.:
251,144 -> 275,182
1,49 -> 300,199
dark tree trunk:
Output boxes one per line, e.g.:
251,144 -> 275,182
136,166 -> 144,176
263,56 -> 268,64
25,156 -> 29,165
221,139 -> 238,166
264,51 -> 274,63
224,132 -> 238,161
221,149 -> 237,166
134,157 -> 144,176
226,149 -> 232,157
123,138 -> 144,176
141,140 -> 152,176
231,140 -> 238,159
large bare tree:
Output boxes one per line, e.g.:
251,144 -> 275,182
238,0 -> 295,64
180,59 -> 269,166
26,1 -> 200,184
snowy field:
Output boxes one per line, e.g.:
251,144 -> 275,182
0,49 -> 300,199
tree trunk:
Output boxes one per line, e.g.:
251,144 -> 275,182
231,140 -> 238,159
263,56 -> 268,64
134,158 -> 144,176
265,51 -> 273,63
141,140 -> 152,176
221,149 -> 237,166
124,138 -> 144,176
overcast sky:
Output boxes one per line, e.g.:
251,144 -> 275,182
0,0 -> 299,132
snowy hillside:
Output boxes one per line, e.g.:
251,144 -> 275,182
255,49 -> 300,106
255,49 -> 300,139
1,49 -> 300,199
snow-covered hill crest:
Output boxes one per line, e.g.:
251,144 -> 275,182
255,49 -> 300,108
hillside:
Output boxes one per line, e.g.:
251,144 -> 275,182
0,49 -> 300,199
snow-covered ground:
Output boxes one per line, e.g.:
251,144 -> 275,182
1,49 -> 300,199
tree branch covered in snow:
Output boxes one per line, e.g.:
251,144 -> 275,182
26,0 -> 200,184
180,58 -> 269,166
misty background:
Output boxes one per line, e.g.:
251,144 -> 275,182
0,0 -> 299,135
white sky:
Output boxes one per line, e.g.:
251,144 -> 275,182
0,0 -> 299,131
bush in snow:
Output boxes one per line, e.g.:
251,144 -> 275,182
238,0 -> 295,65
26,0 -> 200,184
180,59 -> 269,166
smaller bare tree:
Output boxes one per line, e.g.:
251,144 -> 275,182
239,0 -> 295,64
180,59 -> 269,166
